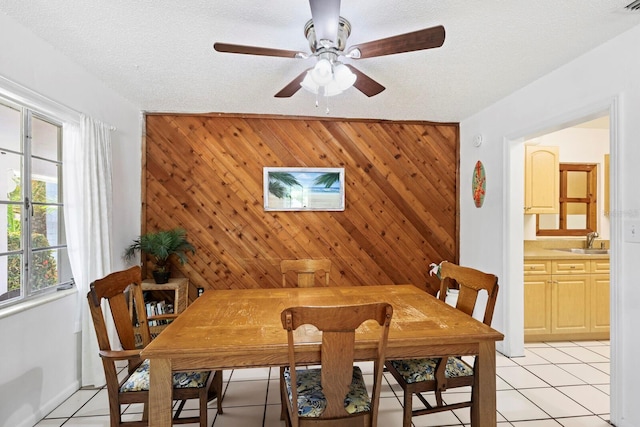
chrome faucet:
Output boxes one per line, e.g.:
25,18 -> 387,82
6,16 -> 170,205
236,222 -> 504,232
586,231 -> 599,249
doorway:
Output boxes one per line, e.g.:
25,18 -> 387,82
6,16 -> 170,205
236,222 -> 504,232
505,104 -> 618,421
523,116 -> 610,342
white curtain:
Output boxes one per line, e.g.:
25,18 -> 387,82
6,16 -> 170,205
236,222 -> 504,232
63,114 -> 114,387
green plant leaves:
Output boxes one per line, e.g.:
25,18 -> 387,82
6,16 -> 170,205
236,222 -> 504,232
124,228 -> 195,271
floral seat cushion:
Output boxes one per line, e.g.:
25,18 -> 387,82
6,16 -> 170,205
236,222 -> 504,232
120,359 -> 210,392
283,366 -> 370,417
388,357 -> 473,384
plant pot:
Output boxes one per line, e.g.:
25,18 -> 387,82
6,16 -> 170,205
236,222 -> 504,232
152,270 -> 170,284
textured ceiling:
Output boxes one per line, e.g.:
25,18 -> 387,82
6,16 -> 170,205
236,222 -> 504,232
1,1 -> 639,122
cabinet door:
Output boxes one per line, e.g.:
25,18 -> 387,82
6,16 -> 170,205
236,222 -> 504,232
524,145 -> 559,214
524,275 -> 552,336
552,274 -> 590,334
591,274 -> 610,332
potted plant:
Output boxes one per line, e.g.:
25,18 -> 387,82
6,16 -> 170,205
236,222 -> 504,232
124,228 -> 195,284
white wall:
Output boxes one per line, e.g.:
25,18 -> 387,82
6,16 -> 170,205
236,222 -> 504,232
0,294 -> 77,427
460,23 -> 640,427
0,13 -> 141,427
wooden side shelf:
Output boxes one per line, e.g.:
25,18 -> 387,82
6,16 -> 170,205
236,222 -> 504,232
133,277 -> 189,345
141,278 -> 189,314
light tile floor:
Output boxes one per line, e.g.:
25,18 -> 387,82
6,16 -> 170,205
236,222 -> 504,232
35,340 -> 611,427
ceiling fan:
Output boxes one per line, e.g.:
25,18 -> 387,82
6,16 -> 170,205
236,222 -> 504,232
213,0 -> 445,99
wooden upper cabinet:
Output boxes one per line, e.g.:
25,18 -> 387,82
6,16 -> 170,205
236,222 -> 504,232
524,145 -> 559,214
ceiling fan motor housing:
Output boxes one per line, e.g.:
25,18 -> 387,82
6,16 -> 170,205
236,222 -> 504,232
304,17 -> 352,52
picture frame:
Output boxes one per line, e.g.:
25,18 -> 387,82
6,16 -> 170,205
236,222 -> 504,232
263,167 -> 345,211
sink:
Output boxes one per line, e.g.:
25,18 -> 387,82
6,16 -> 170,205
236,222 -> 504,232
554,248 -> 609,255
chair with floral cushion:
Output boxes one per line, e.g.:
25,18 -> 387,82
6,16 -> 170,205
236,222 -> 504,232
384,261 -> 499,427
87,266 -> 223,427
280,303 -> 393,427
280,259 -> 331,287
279,258 -> 333,421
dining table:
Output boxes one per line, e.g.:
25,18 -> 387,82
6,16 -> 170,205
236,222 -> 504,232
141,284 -> 504,426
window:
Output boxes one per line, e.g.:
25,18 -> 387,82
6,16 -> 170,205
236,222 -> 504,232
0,98 -> 73,307
537,163 -> 597,236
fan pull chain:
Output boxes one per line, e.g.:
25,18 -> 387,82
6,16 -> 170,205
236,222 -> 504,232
312,88 -> 331,114
316,86 -> 330,114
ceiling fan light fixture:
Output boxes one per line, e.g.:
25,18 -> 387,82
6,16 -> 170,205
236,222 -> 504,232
300,71 -> 320,94
301,59 -> 356,99
333,63 -> 356,90
310,58 -> 333,85
322,79 -> 344,97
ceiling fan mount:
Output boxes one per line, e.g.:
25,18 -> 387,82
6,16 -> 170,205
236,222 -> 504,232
213,0 -> 445,99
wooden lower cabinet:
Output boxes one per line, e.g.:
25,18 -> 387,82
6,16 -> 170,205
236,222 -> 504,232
552,274 -> 590,334
524,274 -> 552,336
524,258 -> 609,341
591,273 -> 610,333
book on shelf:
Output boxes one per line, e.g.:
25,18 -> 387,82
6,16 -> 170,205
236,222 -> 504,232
145,300 -> 174,326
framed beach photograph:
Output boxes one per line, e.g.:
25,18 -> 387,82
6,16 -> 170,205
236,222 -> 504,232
263,167 -> 345,211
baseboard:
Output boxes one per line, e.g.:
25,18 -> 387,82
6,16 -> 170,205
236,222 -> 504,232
524,331 -> 610,342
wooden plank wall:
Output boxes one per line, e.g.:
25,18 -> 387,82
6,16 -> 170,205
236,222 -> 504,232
143,114 -> 459,301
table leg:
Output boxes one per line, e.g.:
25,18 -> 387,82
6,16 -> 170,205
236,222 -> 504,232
471,341 -> 497,426
148,358 -> 172,426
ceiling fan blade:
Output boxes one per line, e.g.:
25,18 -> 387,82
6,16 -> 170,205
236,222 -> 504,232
348,25 -> 445,59
345,65 -> 385,97
309,0 -> 341,46
274,69 -> 311,98
214,42 -> 303,59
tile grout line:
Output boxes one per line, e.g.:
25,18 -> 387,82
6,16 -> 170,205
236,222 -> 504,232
38,345 -> 611,426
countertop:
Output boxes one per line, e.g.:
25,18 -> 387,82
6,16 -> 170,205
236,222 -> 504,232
524,239 -> 610,260
524,248 -> 609,260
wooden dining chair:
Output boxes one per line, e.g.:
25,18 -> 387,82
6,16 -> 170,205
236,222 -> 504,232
279,258 -> 333,422
280,303 -> 393,427
384,261 -> 499,427
280,259 -> 331,287
87,266 -> 223,427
